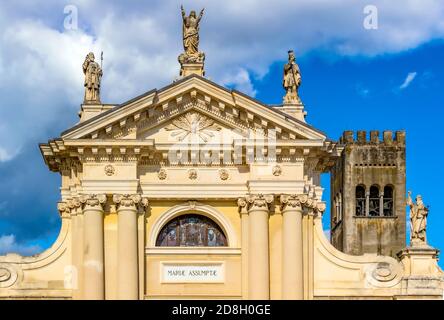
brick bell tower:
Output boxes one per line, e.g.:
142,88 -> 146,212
330,130 -> 406,257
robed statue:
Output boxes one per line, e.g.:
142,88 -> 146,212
179,5 -> 205,64
407,191 -> 428,245
83,52 -> 102,104
283,50 -> 302,104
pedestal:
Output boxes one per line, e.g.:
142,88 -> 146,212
78,104 -> 114,123
180,62 -> 205,77
397,245 -> 443,298
275,103 -> 306,122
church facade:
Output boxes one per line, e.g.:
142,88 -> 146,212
0,8 -> 443,300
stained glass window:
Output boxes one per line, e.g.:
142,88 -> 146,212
156,214 -> 228,247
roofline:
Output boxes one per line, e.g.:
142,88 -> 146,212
59,73 -> 326,139
61,88 -> 157,136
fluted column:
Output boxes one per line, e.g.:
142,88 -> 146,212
80,194 -> 106,300
67,198 -> 83,297
113,194 -> 148,300
239,194 -> 273,300
280,194 -> 305,300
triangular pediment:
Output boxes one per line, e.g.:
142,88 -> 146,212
61,75 -> 326,143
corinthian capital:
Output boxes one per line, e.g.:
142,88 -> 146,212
279,194 -> 307,211
246,194 -> 274,212
237,197 -> 247,212
113,194 -> 149,213
280,194 -> 326,215
79,194 -> 107,209
57,201 -> 71,219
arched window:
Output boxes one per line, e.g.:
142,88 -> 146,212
369,185 -> 380,216
355,186 -> 366,216
383,186 -> 394,216
156,214 -> 228,247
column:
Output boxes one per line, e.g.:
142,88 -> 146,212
68,198 -> 83,298
237,198 -> 249,299
379,191 -> 384,216
365,191 -> 370,217
113,194 -> 148,300
280,194 -> 304,300
80,194 -> 106,300
244,194 -> 273,300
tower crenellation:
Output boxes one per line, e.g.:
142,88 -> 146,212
330,129 -> 406,257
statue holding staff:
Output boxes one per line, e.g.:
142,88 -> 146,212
83,52 -> 102,104
283,50 -> 302,104
407,191 -> 429,245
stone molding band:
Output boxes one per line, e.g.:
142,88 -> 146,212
237,193 -> 326,215
57,194 -> 149,218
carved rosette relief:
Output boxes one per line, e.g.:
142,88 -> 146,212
188,169 -> 198,180
104,165 -> 115,176
113,194 -> 149,214
165,112 -> 222,143
158,168 -> 168,180
272,165 -> 282,176
219,169 -> 229,181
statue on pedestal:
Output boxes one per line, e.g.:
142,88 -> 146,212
283,50 -> 302,104
407,191 -> 429,246
178,5 -> 205,76
83,52 -> 102,104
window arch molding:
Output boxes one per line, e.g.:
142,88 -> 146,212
148,201 -> 239,248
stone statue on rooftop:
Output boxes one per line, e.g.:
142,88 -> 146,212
178,5 -> 205,68
83,52 -> 102,104
283,50 -> 302,104
407,191 -> 429,246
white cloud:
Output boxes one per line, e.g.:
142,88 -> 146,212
399,72 -> 418,90
0,234 -> 43,256
0,0 -> 443,162
0,147 -> 16,162
222,68 -> 257,97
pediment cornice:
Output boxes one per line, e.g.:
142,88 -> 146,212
61,75 -> 326,142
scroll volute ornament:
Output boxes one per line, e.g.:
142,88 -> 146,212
113,194 -> 149,213
57,202 -> 71,218
79,194 -> 107,208
280,194 -> 307,211
246,194 -> 274,211
280,194 -> 326,215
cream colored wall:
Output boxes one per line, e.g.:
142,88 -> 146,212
104,213 -> 118,300
269,207 -> 282,300
145,201 -> 243,299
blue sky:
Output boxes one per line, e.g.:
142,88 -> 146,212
0,1 -> 443,266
